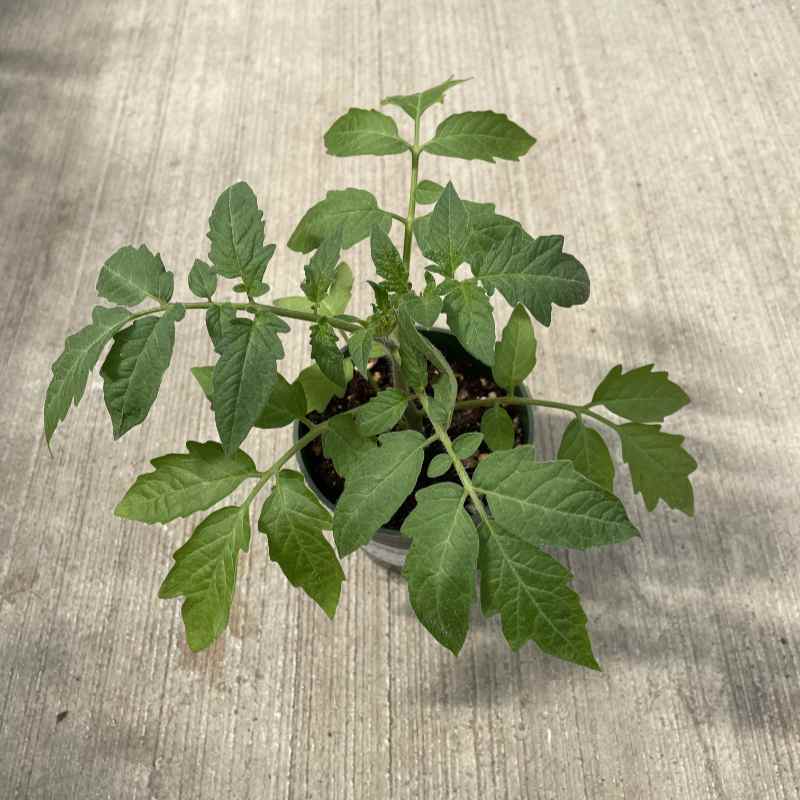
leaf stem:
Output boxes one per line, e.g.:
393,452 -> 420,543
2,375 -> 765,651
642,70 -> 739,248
453,395 -> 619,430
418,394 -> 494,531
124,300 -> 365,333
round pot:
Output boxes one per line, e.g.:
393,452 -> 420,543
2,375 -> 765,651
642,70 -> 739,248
293,328 -> 535,571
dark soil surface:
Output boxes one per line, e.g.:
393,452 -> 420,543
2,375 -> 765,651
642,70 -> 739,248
300,354 -> 528,532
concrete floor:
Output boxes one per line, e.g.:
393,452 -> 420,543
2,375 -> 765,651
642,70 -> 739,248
1,1 -> 799,798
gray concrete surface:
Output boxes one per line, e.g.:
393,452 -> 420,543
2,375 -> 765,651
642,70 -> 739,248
1,1 -> 799,798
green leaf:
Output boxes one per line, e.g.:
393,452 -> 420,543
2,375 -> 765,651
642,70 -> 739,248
322,415 -> 377,478
207,181 -> 274,290
288,188 -> 392,254
464,202 -> 524,271
472,446 -> 638,549
115,441 -> 258,523
324,108 -> 409,157
310,321 -> 346,387
427,453 -> 452,478
480,406 -> 515,451
452,431 -> 483,459
355,388 -> 408,436
415,180 -> 444,205
397,304 -> 458,416
443,281 -> 495,366
370,226 -> 409,293
191,366 -> 214,402
319,262 -> 353,316
333,430 -> 427,556
159,505 -> 250,651
417,199 -> 524,273
424,111 -> 536,163
591,364 -> 690,423
213,311 -> 288,455
100,305 -> 184,439
397,307 -> 430,390
405,273 -> 442,327
96,245 -> 173,306
258,470 -> 344,617
420,182 -> 470,277
493,304 -> 536,390
382,76 -> 470,120
188,259 -> 217,299
206,303 -> 236,354
479,523 -> 599,668
557,418 -> 615,492
347,327 -> 374,376
476,228 -> 590,326
297,360 -> 353,413
401,483 -> 478,654
302,227 -> 343,305
255,375 -> 307,429
44,305 -> 131,446
193,367 -> 305,430
618,423 -> 697,515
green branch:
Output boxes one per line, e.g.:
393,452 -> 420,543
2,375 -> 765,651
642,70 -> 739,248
418,394 -> 494,532
401,114 -> 422,272
125,300 -> 366,333
454,395 -> 620,431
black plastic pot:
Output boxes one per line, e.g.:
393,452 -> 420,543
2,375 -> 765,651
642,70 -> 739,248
293,328 -> 535,571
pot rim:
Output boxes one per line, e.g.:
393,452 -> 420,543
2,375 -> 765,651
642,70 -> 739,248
292,326 -> 535,545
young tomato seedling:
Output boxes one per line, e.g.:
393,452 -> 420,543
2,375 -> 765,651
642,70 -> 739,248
44,77 -> 696,668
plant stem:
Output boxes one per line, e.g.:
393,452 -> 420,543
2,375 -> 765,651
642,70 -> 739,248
125,300 -> 365,333
401,115 -> 421,272
242,405 -> 362,509
453,396 -> 620,431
